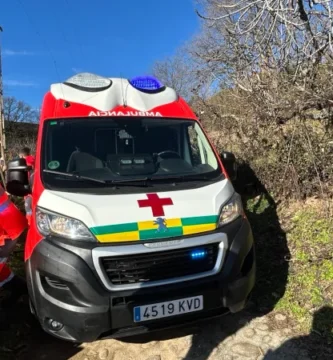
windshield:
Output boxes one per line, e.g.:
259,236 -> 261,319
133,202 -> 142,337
41,117 -> 223,192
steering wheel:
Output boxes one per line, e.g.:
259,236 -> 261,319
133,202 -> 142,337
157,151 -> 181,160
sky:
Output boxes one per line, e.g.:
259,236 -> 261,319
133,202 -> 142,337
1,0 -> 200,109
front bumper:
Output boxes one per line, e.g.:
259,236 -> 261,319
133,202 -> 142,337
25,218 -> 255,343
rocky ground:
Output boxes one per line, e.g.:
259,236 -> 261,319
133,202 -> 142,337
71,312 -> 305,360
1,301 -> 331,360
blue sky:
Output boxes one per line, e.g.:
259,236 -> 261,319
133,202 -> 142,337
1,0 -> 200,108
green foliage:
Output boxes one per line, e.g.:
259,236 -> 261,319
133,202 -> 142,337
273,204 -> 333,338
245,195 -> 333,340
246,195 -> 270,215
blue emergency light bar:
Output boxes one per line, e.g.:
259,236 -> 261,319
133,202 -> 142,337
129,76 -> 164,91
190,250 -> 207,260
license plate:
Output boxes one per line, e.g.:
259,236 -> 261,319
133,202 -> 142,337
133,295 -> 203,323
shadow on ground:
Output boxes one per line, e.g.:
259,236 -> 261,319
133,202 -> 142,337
0,297 -> 83,360
264,306 -> 333,359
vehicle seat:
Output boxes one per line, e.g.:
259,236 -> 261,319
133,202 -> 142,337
66,151 -> 104,172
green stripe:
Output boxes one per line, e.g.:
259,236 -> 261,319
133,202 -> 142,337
181,215 -> 218,226
139,227 -> 183,240
91,222 -> 138,235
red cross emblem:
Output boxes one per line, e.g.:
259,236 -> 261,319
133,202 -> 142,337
137,193 -> 173,217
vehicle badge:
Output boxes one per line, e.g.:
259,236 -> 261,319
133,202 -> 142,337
153,217 -> 168,233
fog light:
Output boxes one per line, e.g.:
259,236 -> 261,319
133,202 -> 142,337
46,318 -> 64,331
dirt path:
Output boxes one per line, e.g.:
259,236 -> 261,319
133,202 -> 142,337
66,312 -> 308,360
2,299 -> 332,359
7,309 -> 317,360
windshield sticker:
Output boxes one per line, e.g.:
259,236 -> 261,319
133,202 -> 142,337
88,110 -> 162,117
48,160 -> 60,170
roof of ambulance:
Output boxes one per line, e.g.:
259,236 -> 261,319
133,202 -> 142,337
42,73 -> 196,119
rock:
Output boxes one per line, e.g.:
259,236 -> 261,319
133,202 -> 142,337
262,335 -> 272,344
232,342 -> 260,357
275,313 -> 287,321
98,348 -> 110,360
256,323 -> 269,332
87,350 -> 97,356
283,328 -> 293,335
113,351 -> 134,360
142,341 -> 157,349
145,356 -> 161,360
218,355 -> 233,360
243,328 -> 255,338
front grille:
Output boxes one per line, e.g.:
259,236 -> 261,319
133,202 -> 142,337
101,244 -> 219,286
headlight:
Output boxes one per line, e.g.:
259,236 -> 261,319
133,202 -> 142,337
218,193 -> 243,227
36,207 -> 95,241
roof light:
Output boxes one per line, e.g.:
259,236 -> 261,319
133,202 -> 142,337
129,76 -> 164,92
64,73 -> 112,92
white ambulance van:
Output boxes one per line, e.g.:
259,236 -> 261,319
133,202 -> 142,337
6,74 -> 255,342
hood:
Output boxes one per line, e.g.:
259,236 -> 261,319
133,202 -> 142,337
37,179 -> 234,243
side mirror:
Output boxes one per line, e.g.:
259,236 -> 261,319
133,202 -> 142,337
220,151 -> 237,181
6,158 -> 31,197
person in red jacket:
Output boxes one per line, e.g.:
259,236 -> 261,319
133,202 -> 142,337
0,184 -> 28,309
19,147 -> 35,169
19,147 -> 35,226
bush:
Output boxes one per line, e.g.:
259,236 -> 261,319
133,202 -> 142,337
198,92 -> 333,200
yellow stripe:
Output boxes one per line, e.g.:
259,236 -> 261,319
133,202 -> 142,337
138,218 -> 182,230
96,231 -> 140,243
166,218 -> 182,227
138,220 -> 157,230
183,224 -> 216,235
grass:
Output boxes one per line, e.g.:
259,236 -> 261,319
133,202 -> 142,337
245,194 -> 333,340
275,204 -> 333,338
6,241 -> 25,277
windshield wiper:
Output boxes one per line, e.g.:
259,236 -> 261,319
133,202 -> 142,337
106,177 -> 150,186
149,174 -> 211,182
43,170 -> 211,187
109,177 -> 148,183
44,170 -> 150,187
43,170 -> 107,184
107,176 -> 209,186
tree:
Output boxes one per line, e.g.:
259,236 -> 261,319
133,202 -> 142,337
191,0 -> 333,120
151,47 -> 212,101
1,97 -> 38,160
157,0 -> 333,198
3,96 -> 39,124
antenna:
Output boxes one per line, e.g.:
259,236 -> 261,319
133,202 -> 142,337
120,73 -> 127,107
0,26 -> 7,189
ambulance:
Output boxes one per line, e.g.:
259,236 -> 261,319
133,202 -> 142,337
6,73 -> 255,343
